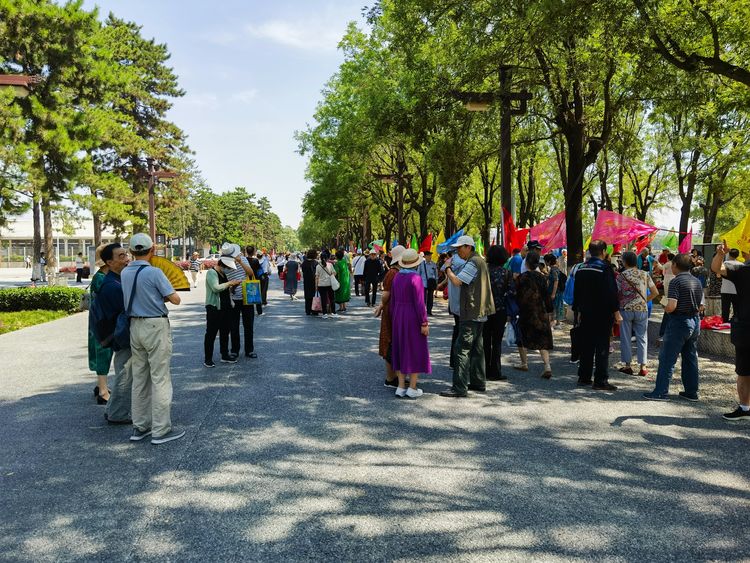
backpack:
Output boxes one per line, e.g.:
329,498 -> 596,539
562,263 -> 580,306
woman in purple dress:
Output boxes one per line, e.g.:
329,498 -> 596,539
390,248 -> 431,399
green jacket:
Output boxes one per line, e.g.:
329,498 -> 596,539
205,268 -> 232,309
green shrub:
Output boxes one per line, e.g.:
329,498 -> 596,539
0,286 -> 85,313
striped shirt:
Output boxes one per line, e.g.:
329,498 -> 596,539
225,256 -> 251,301
668,271 -> 703,316
189,258 -> 201,272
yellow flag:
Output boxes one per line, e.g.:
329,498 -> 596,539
432,229 -> 445,255
583,235 -> 592,252
721,211 -> 750,253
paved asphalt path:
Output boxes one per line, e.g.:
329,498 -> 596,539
1,275 -> 748,562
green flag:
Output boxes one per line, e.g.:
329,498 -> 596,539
411,234 -> 418,249
662,231 -> 678,251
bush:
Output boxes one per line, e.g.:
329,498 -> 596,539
0,286 -> 85,313
175,260 -> 189,270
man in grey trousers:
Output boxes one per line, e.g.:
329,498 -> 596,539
121,234 -> 184,445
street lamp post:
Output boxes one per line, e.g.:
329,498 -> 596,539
451,65 -> 532,217
145,159 -> 178,241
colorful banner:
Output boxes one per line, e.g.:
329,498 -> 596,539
722,211 -> 750,253
678,229 -> 693,253
661,231 -> 678,251
437,229 -> 464,254
431,230 -> 445,256
419,234 -> 433,253
530,211 -> 566,252
590,210 -> 658,246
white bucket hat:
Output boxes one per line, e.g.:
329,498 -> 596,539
397,248 -> 424,269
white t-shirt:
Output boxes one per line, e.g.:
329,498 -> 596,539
75,256 -> 84,269
353,255 -> 366,276
721,259 -> 744,294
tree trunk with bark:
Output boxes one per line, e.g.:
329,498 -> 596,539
42,195 -> 56,273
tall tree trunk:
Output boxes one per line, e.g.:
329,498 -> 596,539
42,195 -> 56,273
564,126 -> 587,265
93,212 -> 102,248
617,159 -> 625,215
444,185 -> 458,235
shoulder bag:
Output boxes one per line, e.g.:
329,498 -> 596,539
621,270 -> 648,304
330,264 -> 341,291
113,265 -> 148,350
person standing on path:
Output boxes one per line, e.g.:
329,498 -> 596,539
24,255 -> 31,268
221,243 -> 257,359
189,252 -> 201,288
720,248 -> 744,322
363,249 -> 383,306
643,253 -> 704,402
352,249 -> 366,296
572,239 -> 621,391
301,249 -> 319,315
544,253 -> 565,328
712,242 -> 750,421
375,245 -> 405,388
94,243 -> 133,424
205,253 -> 242,366
484,245 -> 511,381
258,251 -> 270,306
334,249 -> 351,312
75,252 -> 85,284
418,250 -> 439,316
515,252 -> 554,379
243,246 -> 264,315
283,253 -> 300,301
315,250 -> 337,318
440,235 -> 495,398
88,245 -> 113,405
39,252 -> 47,283
390,249 -> 431,399
121,233 -> 184,445
438,251 -> 468,368
616,251 -> 658,377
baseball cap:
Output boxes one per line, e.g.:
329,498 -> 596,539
129,233 -> 153,251
451,235 -> 475,248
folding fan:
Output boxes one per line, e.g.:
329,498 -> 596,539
149,255 -> 191,291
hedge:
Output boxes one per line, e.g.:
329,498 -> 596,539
0,286 -> 85,313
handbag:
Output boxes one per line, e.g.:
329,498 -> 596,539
242,279 -> 262,305
113,265 -> 147,350
312,292 -> 322,312
330,275 -> 340,291
296,270 -> 301,281
279,270 -> 286,281
79,290 -> 91,311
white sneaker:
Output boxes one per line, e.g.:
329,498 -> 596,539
405,388 -> 423,399
395,387 -> 407,398
322,314 -> 330,319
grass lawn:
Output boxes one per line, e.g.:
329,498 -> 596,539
0,310 -> 71,335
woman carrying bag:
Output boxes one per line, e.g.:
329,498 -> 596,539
315,250 -> 337,318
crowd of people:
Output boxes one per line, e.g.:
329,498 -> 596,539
86,231 -> 750,442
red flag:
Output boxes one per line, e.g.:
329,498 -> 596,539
502,207 -> 516,252
678,229 -> 693,253
510,228 -> 530,250
634,232 -> 656,253
419,234 -> 433,253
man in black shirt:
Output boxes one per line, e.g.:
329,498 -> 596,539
363,249 -> 383,306
572,240 -> 622,390
644,253 -> 704,401
712,241 -> 750,421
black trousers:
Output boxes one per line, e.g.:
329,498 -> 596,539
450,314 -> 460,367
319,286 -> 335,314
76,268 -> 83,283
577,315 -> 613,384
424,279 -> 437,315
205,305 -> 230,363
721,293 -> 739,323
260,274 -> 269,305
354,275 -> 364,296
483,312 -> 507,379
230,299 -> 255,355
364,279 -> 378,305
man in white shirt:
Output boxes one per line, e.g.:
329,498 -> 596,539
418,251 -> 439,315
352,249 -> 366,296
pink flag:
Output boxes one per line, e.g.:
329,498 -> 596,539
530,211 -> 566,251
678,229 -> 693,253
591,210 -> 657,246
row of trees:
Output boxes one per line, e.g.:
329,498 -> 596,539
298,0 -> 750,261
0,0 -> 295,267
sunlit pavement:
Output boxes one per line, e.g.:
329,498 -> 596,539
1,275 -> 747,562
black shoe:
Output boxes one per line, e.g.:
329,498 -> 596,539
203,361 -> 215,368
592,383 -> 618,391
467,384 -> 486,392
104,413 -> 132,425
486,374 -> 508,381
439,388 -> 468,398
722,406 -> 750,422
245,352 -> 258,358
577,379 -> 592,386
678,391 -> 699,402
384,379 -> 399,389
220,356 -> 237,363
96,394 -> 108,405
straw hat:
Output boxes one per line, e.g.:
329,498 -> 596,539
390,245 -> 406,262
397,248 -> 424,269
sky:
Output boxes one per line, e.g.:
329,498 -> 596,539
81,0 -> 369,229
